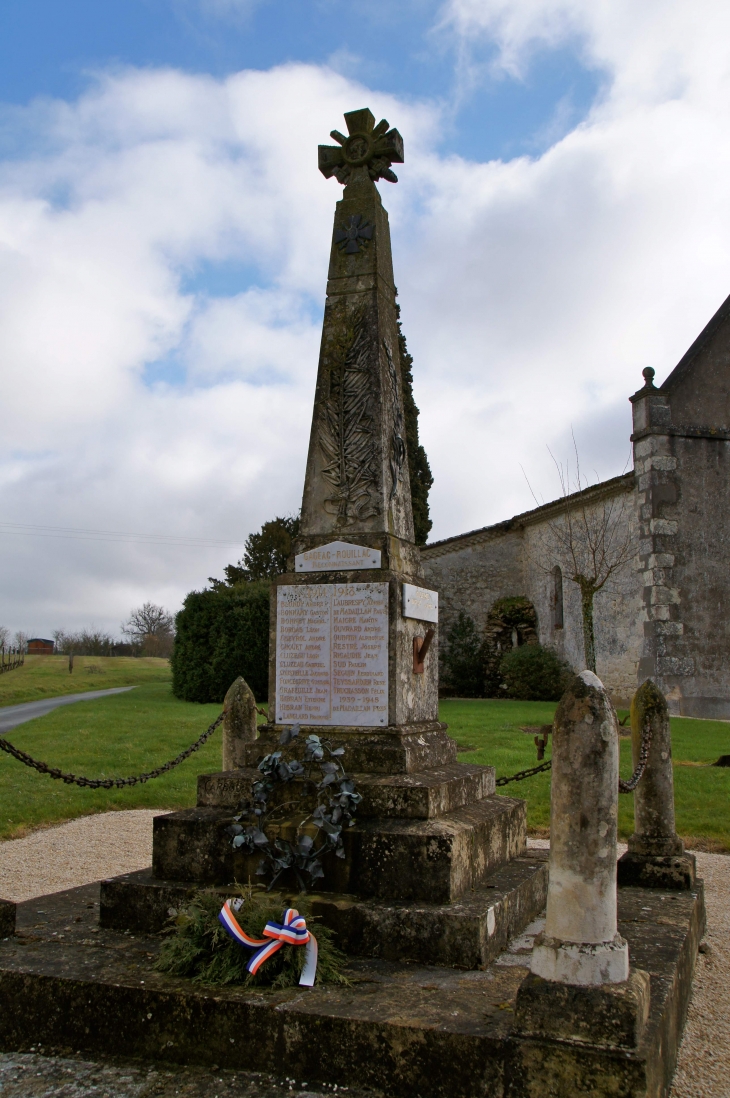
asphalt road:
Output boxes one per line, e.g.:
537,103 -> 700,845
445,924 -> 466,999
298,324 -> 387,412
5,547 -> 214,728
0,688 -> 136,733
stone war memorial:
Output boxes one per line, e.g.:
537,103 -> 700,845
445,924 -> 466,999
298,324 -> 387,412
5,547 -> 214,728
0,110 -> 706,1098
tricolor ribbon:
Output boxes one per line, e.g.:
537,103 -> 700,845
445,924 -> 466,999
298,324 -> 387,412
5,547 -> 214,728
218,900 -> 318,986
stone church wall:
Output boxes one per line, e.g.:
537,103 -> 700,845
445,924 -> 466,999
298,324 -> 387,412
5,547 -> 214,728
421,477 -> 644,705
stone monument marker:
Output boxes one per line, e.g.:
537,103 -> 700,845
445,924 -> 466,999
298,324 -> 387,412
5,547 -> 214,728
269,107 -> 440,731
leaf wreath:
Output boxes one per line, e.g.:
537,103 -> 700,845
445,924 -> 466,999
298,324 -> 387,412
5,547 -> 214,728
226,725 -> 362,892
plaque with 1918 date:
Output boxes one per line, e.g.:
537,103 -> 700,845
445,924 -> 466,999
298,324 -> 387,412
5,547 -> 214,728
275,582 -> 389,726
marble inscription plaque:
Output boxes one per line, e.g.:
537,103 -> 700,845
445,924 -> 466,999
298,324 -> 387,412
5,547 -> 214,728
276,582 -> 389,726
295,541 -> 381,572
402,582 -> 438,623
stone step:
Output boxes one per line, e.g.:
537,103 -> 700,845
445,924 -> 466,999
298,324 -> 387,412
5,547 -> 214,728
100,854 -> 547,969
241,721 -> 457,775
1,879 -> 706,1098
197,762 -> 495,819
151,794 -> 526,903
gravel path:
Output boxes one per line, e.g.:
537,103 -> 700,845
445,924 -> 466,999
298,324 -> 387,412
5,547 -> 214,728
0,688 -> 136,733
0,810 -> 164,902
0,813 -> 725,1097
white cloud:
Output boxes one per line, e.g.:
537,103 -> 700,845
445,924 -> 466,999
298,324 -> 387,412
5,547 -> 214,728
2,4 -> 730,633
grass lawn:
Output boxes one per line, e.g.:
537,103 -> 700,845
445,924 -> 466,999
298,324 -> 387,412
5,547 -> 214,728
0,682 -> 243,840
0,655 -> 171,706
0,672 -> 728,850
444,698 -> 730,851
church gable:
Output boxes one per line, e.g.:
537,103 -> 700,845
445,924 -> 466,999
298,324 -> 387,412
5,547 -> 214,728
660,291 -> 730,428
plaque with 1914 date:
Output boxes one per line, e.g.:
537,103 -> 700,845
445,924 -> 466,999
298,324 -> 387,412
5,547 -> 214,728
275,582 -> 389,726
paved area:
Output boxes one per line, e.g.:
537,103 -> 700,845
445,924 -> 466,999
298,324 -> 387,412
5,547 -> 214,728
0,1052 -> 375,1098
0,813 -> 725,1097
0,810 -> 164,902
0,689 -> 136,733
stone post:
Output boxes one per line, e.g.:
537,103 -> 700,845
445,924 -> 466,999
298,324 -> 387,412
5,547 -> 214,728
617,678 -> 696,889
222,677 -> 259,771
515,672 -> 650,1055
532,670 -> 629,986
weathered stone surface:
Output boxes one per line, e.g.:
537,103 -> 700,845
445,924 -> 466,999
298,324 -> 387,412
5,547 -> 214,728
0,899 -> 15,938
196,768 -> 258,809
531,671 -> 629,986
149,793 -> 526,902
0,879 -> 705,1098
617,850 -> 697,891
311,852 -> 548,968
337,794 -> 526,902
617,679 -> 696,891
101,853 -> 547,967
355,762 -> 495,818
241,720 -> 456,775
221,677 -> 258,771
196,761 -> 494,818
514,969 -> 650,1049
152,807 -> 235,884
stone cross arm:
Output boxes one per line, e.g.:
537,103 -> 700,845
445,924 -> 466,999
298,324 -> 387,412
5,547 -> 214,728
319,108 -> 404,186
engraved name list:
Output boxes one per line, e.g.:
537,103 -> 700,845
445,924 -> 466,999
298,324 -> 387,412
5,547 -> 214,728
276,582 -> 388,727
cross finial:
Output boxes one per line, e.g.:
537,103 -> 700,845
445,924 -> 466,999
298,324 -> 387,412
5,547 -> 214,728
319,108 -> 404,186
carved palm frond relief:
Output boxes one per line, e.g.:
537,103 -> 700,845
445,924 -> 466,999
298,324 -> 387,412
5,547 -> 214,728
319,312 -> 379,526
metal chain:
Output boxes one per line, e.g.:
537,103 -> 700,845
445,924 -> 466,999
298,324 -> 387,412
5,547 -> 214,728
496,760 -> 553,785
0,711 -> 224,789
496,716 -> 653,792
618,717 -> 652,793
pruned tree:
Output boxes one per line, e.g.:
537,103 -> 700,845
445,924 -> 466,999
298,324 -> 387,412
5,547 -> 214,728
528,442 -> 636,673
210,515 -> 300,589
122,603 -> 174,657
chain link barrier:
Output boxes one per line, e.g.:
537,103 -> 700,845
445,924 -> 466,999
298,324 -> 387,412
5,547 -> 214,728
0,710 -> 224,789
495,715 -> 653,792
495,760 -> 553,786
618,717 -> 652,793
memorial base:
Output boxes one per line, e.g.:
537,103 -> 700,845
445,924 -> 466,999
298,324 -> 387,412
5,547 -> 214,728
617,850 -> 697,890
0,879 -> 705,1098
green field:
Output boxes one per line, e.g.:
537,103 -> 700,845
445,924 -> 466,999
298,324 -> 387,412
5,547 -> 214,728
0,655 -> 171,706
0,665 -> 728,849
445,698 -> 730,851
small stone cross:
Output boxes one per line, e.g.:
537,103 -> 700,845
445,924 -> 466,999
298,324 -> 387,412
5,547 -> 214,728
319,108 -> 404,185
334,214 -> 374,254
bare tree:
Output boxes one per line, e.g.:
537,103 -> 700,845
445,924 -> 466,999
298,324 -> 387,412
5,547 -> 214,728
0,626 -> 9,649
122,603 -> 174,657
527,441 -> 636,673
13,631 -> 28,653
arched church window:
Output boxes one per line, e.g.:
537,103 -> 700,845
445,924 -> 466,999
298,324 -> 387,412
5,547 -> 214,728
552,566 -> 564,630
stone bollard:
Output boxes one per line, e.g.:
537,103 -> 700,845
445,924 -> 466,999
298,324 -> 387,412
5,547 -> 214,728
514,671 -> 650,1061
617,679 -> 696,889
222,677 -> 259,771
531,670 -> 629,986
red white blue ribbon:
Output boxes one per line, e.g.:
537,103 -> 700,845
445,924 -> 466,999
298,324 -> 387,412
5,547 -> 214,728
218,900 -> 318,986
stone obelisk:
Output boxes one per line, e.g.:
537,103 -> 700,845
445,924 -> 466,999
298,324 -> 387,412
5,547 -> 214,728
267,108 -> 440,734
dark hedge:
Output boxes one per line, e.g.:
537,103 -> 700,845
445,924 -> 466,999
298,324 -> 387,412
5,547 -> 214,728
498,643 -> 572,702
171,581 -> 270,703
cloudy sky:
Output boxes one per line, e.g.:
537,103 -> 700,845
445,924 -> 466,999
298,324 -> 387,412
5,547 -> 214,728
1,0 -> 730,637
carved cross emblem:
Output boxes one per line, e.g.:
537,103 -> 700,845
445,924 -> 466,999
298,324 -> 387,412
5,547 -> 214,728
319,107 -> 404,186
334,215 -> 374,254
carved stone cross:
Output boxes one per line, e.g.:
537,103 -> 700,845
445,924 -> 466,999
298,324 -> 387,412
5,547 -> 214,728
319,108 -> 404,186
